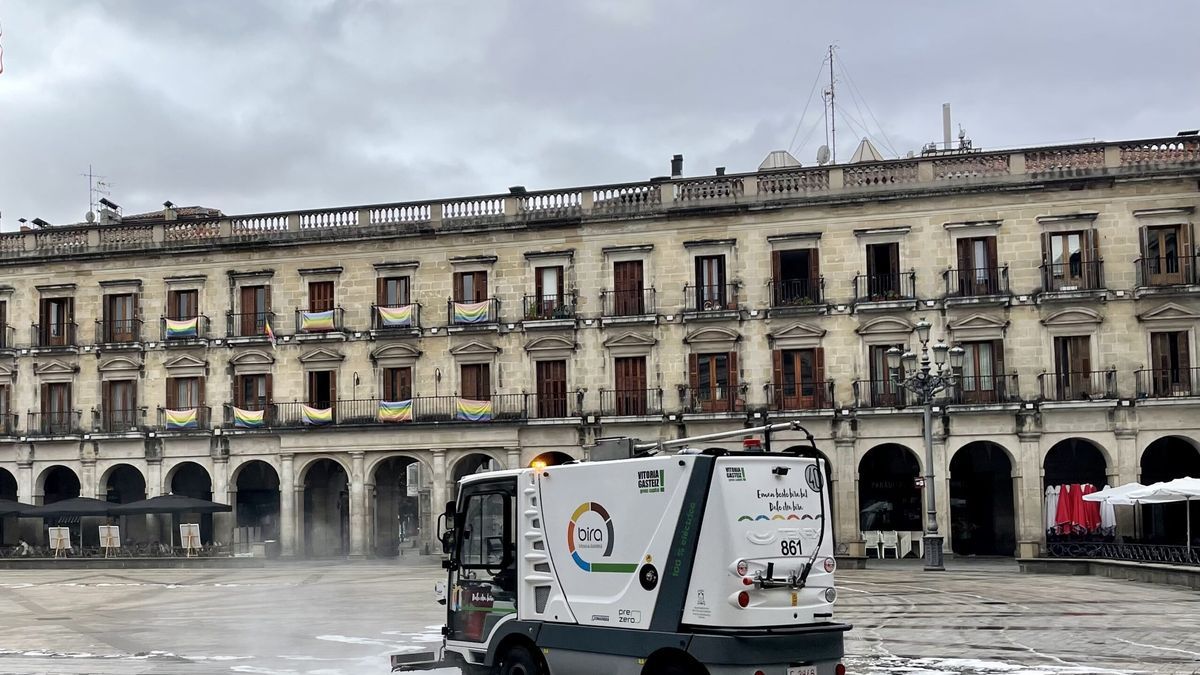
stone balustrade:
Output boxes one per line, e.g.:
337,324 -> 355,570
2,135 -> 1197,260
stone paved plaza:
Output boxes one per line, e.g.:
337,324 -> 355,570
0,560 -> 1196,674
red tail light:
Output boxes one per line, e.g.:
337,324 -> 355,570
836,662 -> 847,675
737,591 -> 750,608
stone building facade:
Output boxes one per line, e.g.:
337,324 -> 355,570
1,134 -> 1199,559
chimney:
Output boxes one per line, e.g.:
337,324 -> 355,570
163,201 -> 177,221
670,154 -> 684,178
715,167 -> 726,176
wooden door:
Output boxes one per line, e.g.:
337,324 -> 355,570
1053,336 -> 1091,399
168,290 -> 198,320
0,300 -> 6,348
1150,331 -> 1191,396
956,237 -> 998,296
41,298 -> 72,346
383,367 -> 413,401
1144,225 -> 1185,285
959,341 -> 1002,403
309,281 -> 335,312
612,261 -> 644,315
377,277 -> 410,307
613,356 -> 647,415
42,383 -> 71,432
534,266 -> 565,318
107,294 -> 135,342
240,286 -> 268,336
694,256 -> 726,310
536,360 -> 567,417
772,349 -> 823,410
461,364 -> 491,400
866,243 -> 900,298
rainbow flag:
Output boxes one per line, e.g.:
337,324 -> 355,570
164,317 -> 198,339
453,300 -> 490,324
264,317 -> 277,348
377,399 -> 413,423
377,305 -> 413,328
300,310 -> 336,332
164,408 -> 198,430
455,398 -> 493,422
232,407 -> 265,428
302,404 -> 333,426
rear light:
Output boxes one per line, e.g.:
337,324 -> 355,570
754,671 -> 766,675
737,591 -> 750,608
824,587 -> 837,603
823,557 -> 836,573
736,559 -> 749,576
741,576 -> 754,586
835,663 -> 846,675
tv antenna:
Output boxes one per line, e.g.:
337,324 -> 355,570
822,44 -> 837,164
81,164 -> 112,217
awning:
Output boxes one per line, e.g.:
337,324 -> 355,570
21,497 -> 115,518
108,494 -> 232,515
1082,482 -> 1147,506
0,498 -> 35,517
1126,478 -> 1200,503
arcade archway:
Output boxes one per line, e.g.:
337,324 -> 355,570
450,453 -> 499,501
1140,437 -> 1200,546
170,462 -> 214,544
949,442 -> 1015,556
530,451 -> 575,468
303,458 -> 349,558
104,464 -> 149,544
0,468 -> 17,546
235,461 -> 280,543
41,465 -> 80,504
857,444 -> 921,533
372,456 -> 424,557
1044,438 -> 1108,488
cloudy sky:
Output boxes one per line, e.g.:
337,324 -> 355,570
1,1 -> 1197,228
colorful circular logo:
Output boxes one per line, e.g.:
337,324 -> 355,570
567,502 -> 637,573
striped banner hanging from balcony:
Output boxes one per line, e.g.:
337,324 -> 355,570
453,300 -> 489,324
377,399 -> 413,423
164,408 -> 198,430
164,317 -> 199,338
300,310 -> 336,332
377,305 -> 414,328
232,407 -> 265,428
302,404 -> 333,425
455,398 -> 493,422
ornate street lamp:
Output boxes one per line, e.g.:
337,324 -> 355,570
885,319 -> 965,571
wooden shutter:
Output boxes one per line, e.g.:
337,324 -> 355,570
956,238 -> 972,271
1183,224 -> 1194,282
808,250 -> 821,298
479,364 -> 491,399
688,354 -> 699,391
383,369 -> 395,401
475,272 -> 488,302
534,268 -> 544,300
556,267 -> 565,298
264,374 -> 273,408
772,349 -> 784,388
328,371 -> 337,405
197,377 -> 206,408
770,250 -> 782,286
1041,232 -> 1053,287
166,379 -> 178,409
813,347 -> 826,403
727,351 -> 739,395
452,272 -> 465,302
309,281 -> 334,312
887,243 -> 900,275
376,278 -> 387,307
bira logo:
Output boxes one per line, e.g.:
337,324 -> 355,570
637,469 -> 665,493
725,467 -> 746,482
568,502 -> 637,574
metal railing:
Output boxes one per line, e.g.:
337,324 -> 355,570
0,323 -> 13,349
1135,254 -> 1198,287
948,373 -> 1021,405
600,388 -> 663,416
371,303 -> 421,331
1041,260 -> 1104,292
681,385 -> 747,414
447,298 -> 499,326
770,278 -> 824,307
683,284 -> 739,313
27,410 -> 83,436
93,407 -> 143,433
853,272 -> 916,302
600,288 -> 656,317
0,413 -> 17,435
523,293 -> 578,321
531,391 -> 578,419
157,406 -> 212,430
160,315 -> 210,340
226,311 -> 276,338
223,403 -> 277,428
945,266 -> 1009,298
766,381 -> 835,411
295,307 -> 345,333
95,318 -> 143,344
1136,367 -> 1200,399
274,395 -> 533,425
1046,541 -> 1199,566
853,379 -> 918,408
1038,370 -> 1118,401
31,322 -> 78,348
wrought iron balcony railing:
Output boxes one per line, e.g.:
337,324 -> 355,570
523,293 -> 578,321
1041,260 -> 1104,293
766,381 -> 835,411
600,388 -> 663,416
681,385 -> 747,414
770,278 -> 824,307
31,322 -> 78,348
157,406 -> 213,431
0,323 -> 13,349
0,413 -> 17,436
1038,370 -> 1117,401
161,315 -> 211,340
600,288 -> 656,317
226,311 -> 277,338
683,284 -> 739,313
1136,367 -> 1200,399
947,373 -> 1021,405
96,318 -> 143,344
853,272 -> 916,302
93,407 -> 144,433
447,298 -> 499,326
295,307 -> 345,333
944,266 -> 1009,298
853,379 -> 918,408
372,303 -> 421,331
1135,254 -> 1198,287
27,410 -> 83,436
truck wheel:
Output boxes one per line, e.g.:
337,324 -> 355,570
654,659 -> 707,675
498,644 -> 543,675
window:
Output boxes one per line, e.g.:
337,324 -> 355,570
612,260 -> 645,315
0,300 -> 7,348
1052,335 -> 1092,400
40,382 -> 72,432
458,490 -> 511,568
1143,225 -> 1191,285
239,286 -> 270,336
772,348 -> 825,409
166,377 -> 204,409
167,289 -> 199,320
867,344 -> 905,407
613,356 -> 647,415
1043,231 -> 1100,291
957,340 -> 1006,403
308,281 -> 335,312
460,364 -> 491,400
865,242 -> 901,299
103,380 -> 137,431
307,370 -> 336,408
535,360 -> 567,417
383,367 -> 413,401
449,481 -> 517,643
377,276 -> 410,306
694,255 -> 728,310
689,352 -> 738,411
533,266 -> 565,318
39,297 -> 74,346
235,374 -> 271,409
453,271 -> 488,303
771,249 -> 820,305
104,293 -> 138,342
1149,331 -> 1192,396
0,384 -> 10,431
954,236 -> 999,296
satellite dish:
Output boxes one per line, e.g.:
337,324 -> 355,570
816,145 -> 831,166
85,211 -> 96,223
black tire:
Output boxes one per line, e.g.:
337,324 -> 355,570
497,644 -> 543,675
653,659 -> 707,675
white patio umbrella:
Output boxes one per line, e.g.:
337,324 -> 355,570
1126,478 -> 1200,553
1083,482 -> 1146,540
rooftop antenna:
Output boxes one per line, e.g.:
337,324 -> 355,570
80,164 -> 111,217
822,44 -> 837,164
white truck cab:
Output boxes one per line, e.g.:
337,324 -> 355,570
393,422 -> 850,675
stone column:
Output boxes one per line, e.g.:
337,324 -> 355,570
833,437 -> 859,557
145,457 -> 164,547
430,449 -> 447,547
1015,410 -> 1044,558
505,447 -> 521,471
349,451 -> 367,558
364,482 -> 376,557
1114,428 -> 1140,539
17,446 -> 36,544
280,453 -> 296,558
212,457 -> 234,546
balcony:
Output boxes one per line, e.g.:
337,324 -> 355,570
1136,367 -> 1200,399
95,318 -> 143,345
681,385 -> 747,414
0,413 -> 17,436
1135,255 -> 1199,296
31,322 -> 78,349
161,315 -> 211,341
371,303 -> 421,334
769,278 -> 825,312
223,403 -> 277,429
0,323 -> 14,351
1038,370 -> 1117,402
226,311 -> 276,339
447,298 -> 499,328
271,395 -> 534,426
600,288 -> 656,321
158,406 -> 213,431
530,391 -> 579,419
1040,260 -> 1105,296
522,293 -> 578,325
682,284 -> 740,320
93,407 -> 143,433
600,388 -> 663,416
947,373 -> 1021,406
27,410 -> 83,436
766,381 -> 835,411
853,380 -> 918,408
944,266 -> 1010,302
295,307 -> 346,335
853,272 -> 917,308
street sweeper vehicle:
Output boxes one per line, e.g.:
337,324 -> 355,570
392,421 -> 850,675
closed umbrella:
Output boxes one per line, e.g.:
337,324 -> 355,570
1055,484 -> 1074,533
21,497 -> 115,518
1045,486 -> 1059,532
108,494 -> 232,515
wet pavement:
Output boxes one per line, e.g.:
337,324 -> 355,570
0,558 -> 1195,674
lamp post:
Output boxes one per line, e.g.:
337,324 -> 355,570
886,319 -> 965,571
